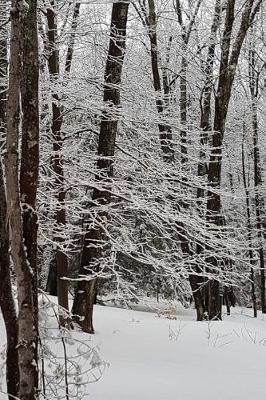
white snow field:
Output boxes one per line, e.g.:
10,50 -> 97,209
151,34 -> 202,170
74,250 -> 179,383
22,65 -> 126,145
89,304 -> 266,400
1,302 -> 266,399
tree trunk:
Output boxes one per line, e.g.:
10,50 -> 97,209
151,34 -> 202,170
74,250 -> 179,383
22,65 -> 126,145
0,2 -> 19,397
0,168 -> 19,399
65,2 -> 81,74
180,53 -> 188,165
20,0 -> 40,380
72,0 -> 129,333
198,0 -> 221,196
205,0 -> 261,319
189,0 -> 222,319
175,0 -> 202,165
147,0 -> 174,161
248,44 -> 265,313
242,136 -> 257,318
46,1 -> 70,323
5,1 -> 38,398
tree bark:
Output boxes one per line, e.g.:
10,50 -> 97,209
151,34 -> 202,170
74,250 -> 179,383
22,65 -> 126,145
72,0 -> 129,333
0,2 -> 19,393
0,168 -> 19,399
46,1 -> 70,323
5,1 -> 39,398
242,135 -> 257,317
193,0 -> 222,320
20,0 -> 40,381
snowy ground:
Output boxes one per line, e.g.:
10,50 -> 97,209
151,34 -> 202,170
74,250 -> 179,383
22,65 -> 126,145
1,301 -> 266,399
90,304 -> 266,400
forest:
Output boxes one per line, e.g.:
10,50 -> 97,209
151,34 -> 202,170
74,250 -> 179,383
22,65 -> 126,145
0,0 -> 265,399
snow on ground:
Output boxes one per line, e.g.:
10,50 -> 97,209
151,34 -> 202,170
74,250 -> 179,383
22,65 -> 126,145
89,304 -> 266,400
1,301 -> 266,399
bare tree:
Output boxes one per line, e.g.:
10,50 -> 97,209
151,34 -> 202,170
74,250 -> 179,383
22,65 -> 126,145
72,0 -> 130,333
248,36 -> 265,313
206,0 -> 262,319
45,0 -> 70,323
175,0 -> 202,164
241,130 -> 257,317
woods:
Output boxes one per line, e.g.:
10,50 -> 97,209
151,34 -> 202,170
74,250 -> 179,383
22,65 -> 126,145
0,0 -> 265,398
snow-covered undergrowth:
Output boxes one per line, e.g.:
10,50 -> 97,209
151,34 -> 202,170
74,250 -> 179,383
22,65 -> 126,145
0,294 -> 105,400
1,300 -> 266,399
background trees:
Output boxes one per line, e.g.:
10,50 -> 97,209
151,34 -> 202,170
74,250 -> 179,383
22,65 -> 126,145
0,0 -> 265,396
35,0 -> 265,327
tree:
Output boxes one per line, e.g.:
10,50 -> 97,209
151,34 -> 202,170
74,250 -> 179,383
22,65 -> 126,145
5,0 -> 39,397
72,0 -> 130,333
248,33 -> 265,312
0,4 -> 19,397
205,0 -> 262,319
45,0 -> 70,322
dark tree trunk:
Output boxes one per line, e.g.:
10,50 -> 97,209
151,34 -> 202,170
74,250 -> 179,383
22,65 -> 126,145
252,106 -> 265,313
179,53 -> 188,165
65,2 -> 81,74
248,44 -> 265,313
5,1 -> 39,398
242,136 -> 257,317
0,4 -> 19,392
205,0 -> 262,320
175,0 -> 202,165
19,0 -> 40,381
0,171 -> 19,398
198,0 -> 221,195
194,0 -> 222,319
147,0 -> 174,161
72,0 -> 129,333
46,1 -> 70,323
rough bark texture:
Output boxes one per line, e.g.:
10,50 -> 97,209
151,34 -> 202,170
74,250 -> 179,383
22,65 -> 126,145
0,2 -> 19,397
72,0 -> 129,333
20,0 -> 40,381
5,1 -> 38,398
0,168 -> 19,399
